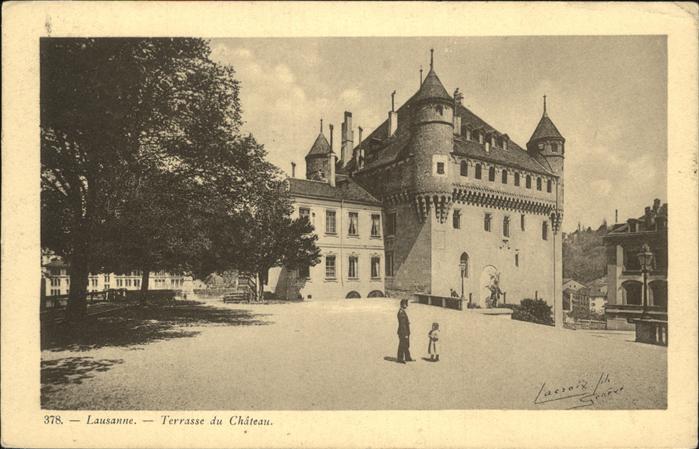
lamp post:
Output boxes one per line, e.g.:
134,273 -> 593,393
459,262 -> 466,299
637,243 -> 654,320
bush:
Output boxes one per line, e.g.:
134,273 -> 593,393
511,298 -> 554,326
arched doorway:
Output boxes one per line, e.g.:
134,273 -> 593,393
479,265 -> 499,308
345,291 -> 361,299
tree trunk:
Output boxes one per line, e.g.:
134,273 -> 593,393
139,269 -> 150,305
65,255 -> 89,323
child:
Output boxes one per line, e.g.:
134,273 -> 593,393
428,322 -> 440,362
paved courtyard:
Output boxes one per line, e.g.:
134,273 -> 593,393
41,297 -> 666,410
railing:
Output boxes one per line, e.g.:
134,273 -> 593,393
573,319 -> 607,330
635,319 -> 668,346
606,304 -> 667,322
42,288 -> 179,310
415,294 -> 463,311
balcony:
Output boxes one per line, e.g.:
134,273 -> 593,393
605,304 -> 667,322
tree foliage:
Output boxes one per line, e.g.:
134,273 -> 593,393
562,224 -> 608,283
41,38 -> 319,320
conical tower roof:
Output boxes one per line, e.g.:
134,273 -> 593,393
306,132 -> 331,157
528,97 -> 564,143
412,68 -> 451,103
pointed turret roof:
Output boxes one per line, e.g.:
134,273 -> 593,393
306,132 -> 331,157
412,68 -> 451,103
528,97 -> 564,143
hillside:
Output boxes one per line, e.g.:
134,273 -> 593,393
563,223 -> 608,283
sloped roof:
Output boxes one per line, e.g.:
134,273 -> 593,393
306,133 -> 331,157
288,177 -> 381,206
343,69 -> 555,177
412,69 -> 451,103
528,113 -> 564,143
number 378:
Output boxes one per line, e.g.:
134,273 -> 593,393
44,415 -> 63,424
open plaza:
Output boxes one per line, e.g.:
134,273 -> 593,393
41,297 -> 666,410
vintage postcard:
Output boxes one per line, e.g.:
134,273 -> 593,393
2,2 -> 697,448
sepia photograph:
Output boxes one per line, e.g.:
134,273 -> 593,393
2,2 -> 697,449
39,36 -> 667,411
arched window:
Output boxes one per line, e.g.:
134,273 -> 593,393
502,170 -> 508,184
536,177 -> 542,191
460,252 -> 469,278
514,172 -> 520,186
346,291 -> 361,299
475,164 -> 482,179
503,216 -> 510,237
460,160 -> 468,176
547,179 -> 552,193
542,221 -> 548,240
526,175 -> 532,189
368,290 -> 385,298
621,281 -> 642,305
488,166 -> 496,181
649,280 -> 667,308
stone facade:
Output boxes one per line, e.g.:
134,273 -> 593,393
604,199 -> 668,330
276,55 -> 566,325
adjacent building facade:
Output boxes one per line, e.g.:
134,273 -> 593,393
272,53 -> 566,324
604,199 -> 668,330
42,256 -> 193,297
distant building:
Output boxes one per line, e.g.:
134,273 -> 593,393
42,256 -> 193,297
604,199 -> 667,330
587,276 -> 608,315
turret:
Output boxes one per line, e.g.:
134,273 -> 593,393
305,119 -> 333,182
411,49 -> 455,224
527,96 -> 565,227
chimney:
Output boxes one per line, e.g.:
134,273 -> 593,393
341,111 -> 354,166
615,209 -> 618,223
358,126 -> 363,147
388,91 -> 398,136
328,124 -> 336,187
329,151 -> 336,187
653,198 -> 661,212
453,88 -> 463,135
359,148 -> 365,169
502,134 -> 509,151
291,161 -> 296,178
454,116 -> 462,136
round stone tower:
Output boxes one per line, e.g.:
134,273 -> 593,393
411,52 -> 455,224
526,96 -> 565,226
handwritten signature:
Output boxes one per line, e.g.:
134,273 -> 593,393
534,372 -> 624,409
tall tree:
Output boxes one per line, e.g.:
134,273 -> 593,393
41,38 -> 233,320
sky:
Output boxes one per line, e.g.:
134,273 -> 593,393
209,37 -> 667,233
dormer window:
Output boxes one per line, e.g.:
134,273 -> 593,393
465,128 -> 471,140
436,105 -> 444,115
538,143 -> 544,150
478,132 -> 484,144
485,141 -> 490,153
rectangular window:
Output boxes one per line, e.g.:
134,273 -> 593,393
134,279 -> 140,288
371,257 -> 381,279
125,279 -> 132,287
104,274 -> 110,283
484,213 -> 492,232
460,161 -> 468,176
453,209 -> 461,229
436,162 -> 445,175
385,252 -> 394,277
104,283 -> 110,290
348,212 -> 359,236
51,289 -> 60,297
386,212 -> 397,237
325,256 -> 336,279
299,264 -> 310,279
299,207 -> 310,220
325,210 -> 337,234
515,253 -> 520,267
521,214 -> 526,231
542,222 -> 549,240
502,170 -> 508,184
488,167 -> 496,182
503,216 -> 510,237
537,177 -> 542,191
371,214 -> 381,237
475,164 -> 482,179
547,179 -> 552,193
526,175 -> 532,189
117,279 -> 123,287
514,172 -> 520,186
348,256 -> 358,279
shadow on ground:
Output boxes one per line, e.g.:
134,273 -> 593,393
41,302 -> 272,352
41,356 -> 124,400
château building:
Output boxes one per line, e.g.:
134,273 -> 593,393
269,52 -> 566,325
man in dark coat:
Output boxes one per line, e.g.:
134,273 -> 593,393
397,299 -> 413,363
